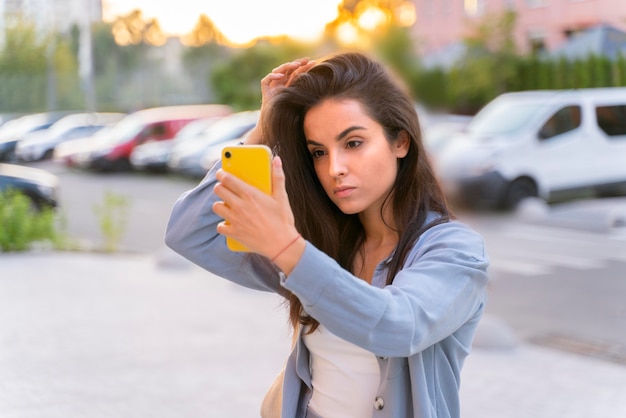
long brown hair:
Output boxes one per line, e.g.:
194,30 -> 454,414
263,52 -> 451,331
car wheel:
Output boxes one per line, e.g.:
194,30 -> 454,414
113,158 -> 132,171
505,178 -> 538,209
42,149 -> 54,160
2,149 -> 17,163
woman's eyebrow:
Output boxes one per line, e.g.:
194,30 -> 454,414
306,126 -> 367,146
337,126 -> 366,141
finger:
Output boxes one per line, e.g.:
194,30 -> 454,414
284,60 -> 316,86
213,179 -> 245,209
215,169 -> 250,198
216,220 -> 231,237
286,67 -> 313,86
301,60 -> 316,72
271,58 -> 309,73
282,60 -> 311,78
271,156 -> 288,202
212,200 -> 231,220
262,72 -> 285,85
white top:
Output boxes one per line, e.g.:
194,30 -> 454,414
303,324 -> 381,417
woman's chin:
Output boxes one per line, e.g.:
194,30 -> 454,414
335,202 -> 362,215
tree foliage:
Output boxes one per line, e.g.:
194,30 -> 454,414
373,26 -> 420,95
182,14 -> 226,47
0,18 -> 47,74
210,42 -> 315,110
110,10 -> 166,46
450,10 -> 519,112
0,18 -> 82,111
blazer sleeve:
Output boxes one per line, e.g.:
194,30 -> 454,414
164,162 -> 286,296
279,220 -> 489,357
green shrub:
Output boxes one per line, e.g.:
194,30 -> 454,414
93,190 -> 130,252
0,188 -> 58,252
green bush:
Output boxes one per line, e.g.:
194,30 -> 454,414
0,188 -> 58,252
93,190 -> 130,253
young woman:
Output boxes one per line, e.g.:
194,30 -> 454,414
165,52 -> 489,418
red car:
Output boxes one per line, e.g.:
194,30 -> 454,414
60,104 -> 232,171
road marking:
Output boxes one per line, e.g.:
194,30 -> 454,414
477,221 -> 625,276
487,246 -> 606,270
609,228 -> 626,241
488,225 -> 626,262
488,257 -> 552,276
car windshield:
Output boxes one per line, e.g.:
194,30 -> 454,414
45,119 -> 90,139
197,114 -> 257,145
467,97 -> 548,137
173,118 -> 217,143
102,116 -> 144,146
204,122 -> 247,143
0,114 -> 48,140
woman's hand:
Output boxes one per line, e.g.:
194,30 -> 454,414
261,57 -> 316,105
244,58 -> 316,145
213,156 -> 305,273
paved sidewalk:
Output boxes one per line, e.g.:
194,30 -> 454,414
1,250 -> 625,418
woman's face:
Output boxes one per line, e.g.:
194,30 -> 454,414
304,98 -> 409,218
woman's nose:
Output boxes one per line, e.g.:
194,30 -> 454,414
328,151 -> 347,178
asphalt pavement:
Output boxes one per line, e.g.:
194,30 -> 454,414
1,197 -> 626,417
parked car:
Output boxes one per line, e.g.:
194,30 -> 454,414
422,115 -> 472,159
436,88 -> 626,209
0,113 -> 24,128
15,112 -> 126,162
167,110 -> 260,178
129,114 -> 228,173
53,125 -> 115,168
199,128 -> 255,173
0,111 -> 73,162
68,104 -> 232,171
0,163 -> 59,209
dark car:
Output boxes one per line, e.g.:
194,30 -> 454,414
0,163 -> 60,209
0,111 -> 75,162
15,112 -> 126,162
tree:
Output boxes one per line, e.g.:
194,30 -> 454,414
373,26 -> 420,96
181,17 -> 230,104
182,14 -> 226,47
0,18 -> 47,75
110,10 -> 166,46
325,0 -> 416,48
210,42 -> 314,110
0,18 -> 49,111
450,10 -> 520,113
51,33 -> 82,109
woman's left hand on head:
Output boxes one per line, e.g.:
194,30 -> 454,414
245,58 -> 316,146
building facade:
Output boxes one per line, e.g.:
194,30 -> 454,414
412,0 -> 626,56
0,0 -> 102,35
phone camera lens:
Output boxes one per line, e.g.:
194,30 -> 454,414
225,151 -> 231,158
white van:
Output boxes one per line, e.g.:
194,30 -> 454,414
436,88 -> 626,209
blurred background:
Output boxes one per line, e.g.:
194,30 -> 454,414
1,1 -> 626,417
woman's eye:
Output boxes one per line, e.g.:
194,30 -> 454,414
346,140 -> 362,149
310,149 -> 325,158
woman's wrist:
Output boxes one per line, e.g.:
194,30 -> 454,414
241,125 -> 263,145
272,236 -> 306,276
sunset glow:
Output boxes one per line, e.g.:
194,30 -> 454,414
102,0 -> 343,45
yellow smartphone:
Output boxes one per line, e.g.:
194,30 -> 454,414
221,144 -> 273,252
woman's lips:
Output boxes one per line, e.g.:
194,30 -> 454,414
334,186 -> 355,198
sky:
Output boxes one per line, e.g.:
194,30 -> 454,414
102,0 -> 344,45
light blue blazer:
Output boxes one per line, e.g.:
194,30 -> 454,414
165,163 -> 489,418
